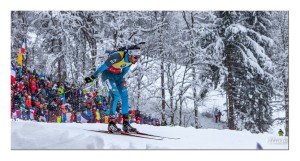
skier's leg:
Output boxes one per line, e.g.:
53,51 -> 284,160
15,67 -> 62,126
104,79 -> 120,116
103,78 -> 121,132
117,81 -> 137,132
117,81 -> 129,115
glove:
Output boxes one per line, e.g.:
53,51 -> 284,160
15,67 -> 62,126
84,75 -> 96,84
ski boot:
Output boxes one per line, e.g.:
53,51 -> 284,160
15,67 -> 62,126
108,116 -> 121,133
122,114 -> 137,133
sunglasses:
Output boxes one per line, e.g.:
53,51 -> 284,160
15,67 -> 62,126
133,55 -> 141,59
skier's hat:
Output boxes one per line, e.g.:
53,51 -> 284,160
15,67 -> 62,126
128,48 -> 141,56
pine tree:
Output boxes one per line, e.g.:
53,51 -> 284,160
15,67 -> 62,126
215,11 -> 274,132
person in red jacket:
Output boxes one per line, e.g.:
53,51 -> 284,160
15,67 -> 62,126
136,116 -> 141,124
17,82 -> 24,91
31,79 -> 37,94
26,96 -> 32,109
92,107 -> 97,123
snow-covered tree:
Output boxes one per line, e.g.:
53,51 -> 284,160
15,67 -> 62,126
268,11 -> 289,136
215,11 -> 275,132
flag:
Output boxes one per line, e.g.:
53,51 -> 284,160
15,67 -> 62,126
17,39 -> 26,66
11,65 -> 16,85
81,112 -> 90,123
66,112 -> 72,123
29,108 -> 35,120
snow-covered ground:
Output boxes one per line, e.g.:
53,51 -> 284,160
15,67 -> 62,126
11,120 -> 288,150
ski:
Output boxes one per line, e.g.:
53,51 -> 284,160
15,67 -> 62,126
134,131 -> 180,140
86,130 -> 163,140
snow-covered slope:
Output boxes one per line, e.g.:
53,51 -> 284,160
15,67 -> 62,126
11,120 -> 288,149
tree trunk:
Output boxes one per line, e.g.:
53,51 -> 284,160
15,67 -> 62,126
179,98 -> 183,126
170,89 -> 174,126
192,66 -> 199,129
78,12 -> 97,75
58,58 -> 62,83
79,32 -> 87,77
179,66 -> 188,126
225,45 -> 235,130
82,27 -> 97,72
157,11 -> 167,126
161,60 -> 166,125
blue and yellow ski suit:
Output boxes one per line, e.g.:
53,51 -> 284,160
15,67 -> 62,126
93,51 -> 132,115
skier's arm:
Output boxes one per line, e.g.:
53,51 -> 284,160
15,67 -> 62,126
121,66 -> 131,77
93,52 -> 122,77
93,64 -> 109,77
85,52 -> 122,84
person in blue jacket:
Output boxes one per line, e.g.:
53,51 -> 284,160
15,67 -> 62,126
84,45 -> 141,133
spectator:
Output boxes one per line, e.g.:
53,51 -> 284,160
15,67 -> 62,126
87,108 -> 94,123
29,107 -> 35,120
31,79 -> 37,95
61,104 -> 67,123
12,109 -> 17,121
56,115 -> 61,123
65,109 -> 72,123
43,104 -> 49,122
136,116 -> 141,124
217,110 -> 222,122
95,109 -> 101,123
25,95 -> 32,109
135,109 -> 141,118
58,86 -> 66,104
214,108 -> 219,123
278,129 -> 284,136
92,107 -> 97,123
47,102 -> 55,122
36,105 -> 46,122
21,105 -> 27,120
75,110 -> 82,123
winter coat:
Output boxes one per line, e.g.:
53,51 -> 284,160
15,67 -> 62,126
35,101 -> 40,107
278,130 -> 284,136
96,111 -> 101,120
46,81 -> 52,88
76,112 -> 81,122
87,109 -> 93,119
40,88 -> 47,99
47,104 -> 54,112
36,108 -> 45,117
56,116 -> 61,123
61,105 -> 67,114
214,109 -> 218,116
58,87 -> 64,95
104,116 -> 109,124
17,83 -> 24,91
25,98 -> 32,108
31,80 -> 37,94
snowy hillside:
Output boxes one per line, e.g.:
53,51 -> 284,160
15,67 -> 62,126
11,121 -> 288,149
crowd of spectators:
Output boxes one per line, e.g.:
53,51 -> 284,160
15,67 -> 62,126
11,64 -> 160,126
